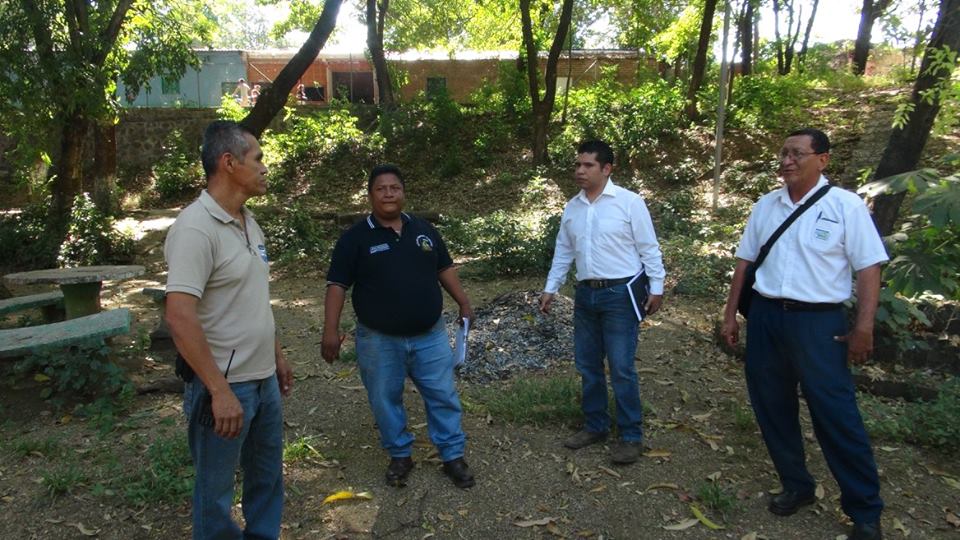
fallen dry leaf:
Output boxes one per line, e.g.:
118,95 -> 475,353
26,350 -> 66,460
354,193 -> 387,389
815,484 -> 825,500
513,517 -> 557,528
67,522 -> 100,536
706,471 -> 721,482
662,518 -> 699,531
597,466 -> 621,479
946,512 -> 960,528
322,490 -> 373,504
893,517 -> 909,537
645,483 -> 680,492
643,449 -> 672,458
691,504 -> 724,530
437,513 -> 454,522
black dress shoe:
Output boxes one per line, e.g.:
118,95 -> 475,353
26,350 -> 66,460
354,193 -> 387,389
386,456 -> 414,487
850,521 -> 882,540
768,490 -> 816,516
442,457 -> 476,489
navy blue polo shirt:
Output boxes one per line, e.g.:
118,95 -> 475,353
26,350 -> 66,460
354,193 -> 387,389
327,213 -> 453,336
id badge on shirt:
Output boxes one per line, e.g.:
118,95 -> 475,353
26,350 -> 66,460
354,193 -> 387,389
257,244 -> 269,262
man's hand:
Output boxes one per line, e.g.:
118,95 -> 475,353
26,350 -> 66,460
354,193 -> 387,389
212,390 -> 244,439
539,292 -> 555,314
276,347 -> 293,397
321,329 -> 345,364
835,326 -> 873,364
720,316 -> 740,349
644,294 -> 663,317
459,303 -> 475,324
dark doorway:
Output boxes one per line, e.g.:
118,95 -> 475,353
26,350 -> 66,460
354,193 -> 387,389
332,71 -> 374,103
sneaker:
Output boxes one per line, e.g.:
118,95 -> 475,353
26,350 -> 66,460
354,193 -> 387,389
610,440 -> 642,465
563,430 -> 608,450
385,456 -> 414,487
442,457 -> 476,489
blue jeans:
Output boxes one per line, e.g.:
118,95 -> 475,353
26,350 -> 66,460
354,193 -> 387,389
184,374 -> 284,540
574,283 -> 643,442
746,295 -> 883,523
355,318 -> 467,462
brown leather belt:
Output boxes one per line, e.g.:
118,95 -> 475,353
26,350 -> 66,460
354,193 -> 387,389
578,277 -> 632,289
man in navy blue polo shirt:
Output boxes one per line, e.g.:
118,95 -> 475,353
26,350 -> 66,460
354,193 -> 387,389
322,164 -> 476,489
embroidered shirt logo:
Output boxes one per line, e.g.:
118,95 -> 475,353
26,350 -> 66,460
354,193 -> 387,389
416,235 -> 434,252
814,228 -> 830,241
369,243 -> 390,254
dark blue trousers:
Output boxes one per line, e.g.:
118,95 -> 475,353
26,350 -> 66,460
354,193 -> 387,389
745,295 -> 883,524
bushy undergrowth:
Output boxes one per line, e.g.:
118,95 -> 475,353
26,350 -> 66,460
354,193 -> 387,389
552,69 -> 685,170
727,74 -> 810,132
57,193 -> 134,266
440,211 -> 560,278
13,342 -> 131,401
0,202 -> 58,269
151,129 -> 204,202
256,204 -> 336,263
861,378 -> 960,449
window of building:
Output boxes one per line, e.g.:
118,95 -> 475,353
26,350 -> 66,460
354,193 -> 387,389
161,77 -> 180,95
426,77 -> 447,98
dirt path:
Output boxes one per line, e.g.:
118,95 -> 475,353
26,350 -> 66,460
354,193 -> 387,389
1,265 -> 959,539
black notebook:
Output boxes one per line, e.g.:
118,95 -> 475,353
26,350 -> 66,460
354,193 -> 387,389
627,272 -> 650,321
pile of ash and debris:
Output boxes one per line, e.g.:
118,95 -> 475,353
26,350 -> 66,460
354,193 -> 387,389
447,290 -> 575,382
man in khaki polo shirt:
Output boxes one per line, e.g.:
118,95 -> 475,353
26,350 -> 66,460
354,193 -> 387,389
165,120 -> 293,540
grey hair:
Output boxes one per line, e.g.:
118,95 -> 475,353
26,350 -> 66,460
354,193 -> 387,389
200,120 -> 253,178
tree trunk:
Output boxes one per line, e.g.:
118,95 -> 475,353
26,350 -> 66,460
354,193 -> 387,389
241,0 -> 343,138
871,0 -> 960,236
739,0 -> 754,76
92,121 -> 119,215
367,0 -> 394,106
685,0 -> 719,121
773,0 -> 785,74
519,0 -> 574,165
51,115 -> 87,235
783,2 -> 803,74
852,0 -> 892,75
911,0 -> 929,73
797,0 -> 820,72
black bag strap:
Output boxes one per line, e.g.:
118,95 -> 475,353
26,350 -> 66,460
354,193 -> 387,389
753,184 -> 832,270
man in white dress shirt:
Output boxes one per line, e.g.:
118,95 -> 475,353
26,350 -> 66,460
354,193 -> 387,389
721,128 -> 886,540
539,139 -> 666,465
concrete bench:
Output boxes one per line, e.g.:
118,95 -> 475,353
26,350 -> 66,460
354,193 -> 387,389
142,288 -> 172,346
0,291 -> 65,321
0,308 -> 131,359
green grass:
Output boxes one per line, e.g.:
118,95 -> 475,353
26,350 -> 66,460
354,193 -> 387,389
696,481 -> 737,522
284,435 -> 324,462
729,400 -> 755,432
469,375 -> 583,426
41,464 -> 86,497
860,378 -> 960,449
9,436 -> 63,458
120,433 -> 194,505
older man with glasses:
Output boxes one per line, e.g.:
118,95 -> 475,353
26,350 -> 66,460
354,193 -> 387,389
721,128 -> 887,540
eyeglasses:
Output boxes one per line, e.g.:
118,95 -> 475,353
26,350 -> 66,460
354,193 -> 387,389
778,149 -> 824,162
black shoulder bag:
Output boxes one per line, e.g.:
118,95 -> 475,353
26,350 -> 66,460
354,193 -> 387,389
737,184 -> 832,318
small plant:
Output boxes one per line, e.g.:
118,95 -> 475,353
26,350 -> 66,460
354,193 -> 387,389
10,436 -> 63,458
41,464 -> 86,497
284,435 -> 324,463
151,129 -> 204,202
696,481 -> 737,522
729,401 -> 755,432
860,378 -> 960,449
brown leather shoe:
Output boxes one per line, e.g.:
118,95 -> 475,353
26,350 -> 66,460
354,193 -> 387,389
768,490 -> 816,516
610,441 -> 642,465
386,456 -> 414,487
563,430 -> 608,450
442,457 -> 475,489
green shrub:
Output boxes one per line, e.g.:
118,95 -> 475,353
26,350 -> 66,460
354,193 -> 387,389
13,342 -> 131,401
122,434 -> 194,505
861,378 -> 960,449
255,204 -> 336,263
551,72 -> 685,170
661,236 -> 736,298
151,129 -> 204,201
0,202 -> 58,269
440,210 -> 560,278
57,193 -> 134,266
728,74 -> 809,131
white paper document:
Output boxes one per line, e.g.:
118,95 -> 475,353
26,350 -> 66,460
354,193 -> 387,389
454,317 -> 470,366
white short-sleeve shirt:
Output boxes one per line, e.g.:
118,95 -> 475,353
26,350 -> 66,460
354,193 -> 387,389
735,176 -> 888,303
165,190 -> 276,383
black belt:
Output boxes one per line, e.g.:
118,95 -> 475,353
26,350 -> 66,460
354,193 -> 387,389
578,277 -> 632,289
762,296 -> 842,312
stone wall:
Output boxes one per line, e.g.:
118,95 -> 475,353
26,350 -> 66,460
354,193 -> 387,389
117,108 -> 220,171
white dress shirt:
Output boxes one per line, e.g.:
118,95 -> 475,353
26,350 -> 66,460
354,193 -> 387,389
544,178 -> 666,295
735,175 -> 888,303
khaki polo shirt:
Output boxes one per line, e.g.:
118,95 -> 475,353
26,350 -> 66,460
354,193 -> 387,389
165,190 -> 276,383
